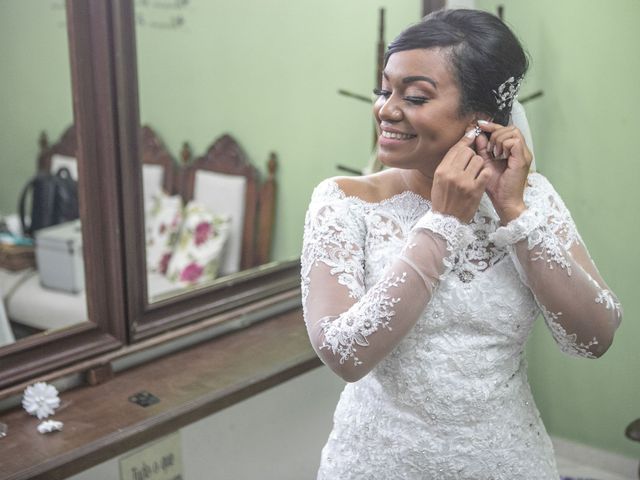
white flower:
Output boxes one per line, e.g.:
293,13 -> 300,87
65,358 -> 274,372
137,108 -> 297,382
37,419 -> 64,434
22,382 -> 60,419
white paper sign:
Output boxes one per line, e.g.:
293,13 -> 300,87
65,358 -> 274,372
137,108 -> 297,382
119,431 -> 184,480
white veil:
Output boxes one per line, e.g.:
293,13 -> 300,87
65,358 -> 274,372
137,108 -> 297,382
509,100 -> 536,171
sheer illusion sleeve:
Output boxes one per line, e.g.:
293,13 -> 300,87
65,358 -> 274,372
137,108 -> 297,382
489,173 -> 622,358
301,180 -> 474,382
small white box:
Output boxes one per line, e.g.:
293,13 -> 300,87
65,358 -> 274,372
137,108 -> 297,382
35,220 -> 85,293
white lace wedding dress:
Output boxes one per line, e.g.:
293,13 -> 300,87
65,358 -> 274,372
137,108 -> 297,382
301,173 -> 622,479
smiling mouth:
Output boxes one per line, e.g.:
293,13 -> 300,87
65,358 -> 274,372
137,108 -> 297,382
381,131 -> 417,140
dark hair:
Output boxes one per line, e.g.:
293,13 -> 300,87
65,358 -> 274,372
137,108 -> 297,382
385,9 -> 529,125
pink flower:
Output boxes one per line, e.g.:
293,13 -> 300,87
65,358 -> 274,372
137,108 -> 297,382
194,221 -> 211,246
180,262 -> 203,283
158,252 -> 172,274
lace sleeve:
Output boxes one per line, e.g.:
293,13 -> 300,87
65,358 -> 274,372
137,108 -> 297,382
301,180 -> 474,382
489,174 -> 622,358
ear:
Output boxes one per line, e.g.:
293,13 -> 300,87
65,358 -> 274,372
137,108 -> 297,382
465,112 -> 491,131
474,112 -> 492,124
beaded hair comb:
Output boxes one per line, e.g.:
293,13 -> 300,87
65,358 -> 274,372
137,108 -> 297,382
492,75 -> 524,111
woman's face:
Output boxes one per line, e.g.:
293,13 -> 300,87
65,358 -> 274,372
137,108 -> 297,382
373,48 -> 475,174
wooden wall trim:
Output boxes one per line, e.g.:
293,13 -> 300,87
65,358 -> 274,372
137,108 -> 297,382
0,307 -> 322,480
422,0 -> 446,17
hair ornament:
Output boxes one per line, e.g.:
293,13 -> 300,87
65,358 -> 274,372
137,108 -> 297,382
492,75 -> 523,111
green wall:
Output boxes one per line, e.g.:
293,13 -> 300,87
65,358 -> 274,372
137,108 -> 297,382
135,0 -> 421,262
0,0 -> 72,217
476,0 -> 640,458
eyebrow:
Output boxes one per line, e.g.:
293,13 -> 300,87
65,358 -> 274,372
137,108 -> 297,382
402,75 -> 438,89
382,72 -> 438,90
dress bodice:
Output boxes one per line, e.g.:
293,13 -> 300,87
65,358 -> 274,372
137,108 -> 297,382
301,174 -> 622,479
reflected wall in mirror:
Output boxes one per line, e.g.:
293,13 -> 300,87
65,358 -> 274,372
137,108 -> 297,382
0,1 -> 89,347
133,0 -> 419,303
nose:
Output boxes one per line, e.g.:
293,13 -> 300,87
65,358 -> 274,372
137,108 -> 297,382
377,95 -> 403,123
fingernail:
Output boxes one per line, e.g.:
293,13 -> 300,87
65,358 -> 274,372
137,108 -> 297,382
493,146 -> 499,157
477,120 -> 489,125
465,129 -> 477,139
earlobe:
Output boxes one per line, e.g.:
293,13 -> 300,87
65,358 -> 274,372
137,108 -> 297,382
474,113 -> 493,123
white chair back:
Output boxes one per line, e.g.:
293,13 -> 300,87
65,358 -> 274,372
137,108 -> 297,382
50,154 -> 78,179
193,170 -> 247,276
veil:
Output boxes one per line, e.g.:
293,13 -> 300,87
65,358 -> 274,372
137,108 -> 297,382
509,100 -> 536,171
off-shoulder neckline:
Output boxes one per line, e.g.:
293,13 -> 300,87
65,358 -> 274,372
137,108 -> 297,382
324,179 -> 432,207
320,172 -> 544,207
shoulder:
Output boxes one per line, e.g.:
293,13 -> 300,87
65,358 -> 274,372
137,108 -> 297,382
524,172 -> 574,221
524,172 -> 563,204
314,170 -> 403,204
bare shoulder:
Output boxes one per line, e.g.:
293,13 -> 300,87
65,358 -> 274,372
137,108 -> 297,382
331,169 -> 403,203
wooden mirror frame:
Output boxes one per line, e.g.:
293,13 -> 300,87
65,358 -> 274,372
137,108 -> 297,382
0,0 -> 127,391
0,0 -> 307,392
112,0 -> 299,342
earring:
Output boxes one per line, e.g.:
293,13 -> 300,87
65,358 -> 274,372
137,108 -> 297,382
473,125 -> 482,137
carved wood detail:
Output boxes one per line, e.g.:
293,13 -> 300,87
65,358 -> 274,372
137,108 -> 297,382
140,124 -> 177,195
255,152 -> 277,266
37,124 -> 77,173
422,0 -> 446,17
182,134 -> 260,271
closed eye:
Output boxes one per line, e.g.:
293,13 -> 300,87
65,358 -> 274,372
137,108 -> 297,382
373,88 -> 429,105
402,96 -> 429,105
373,87 -> 391,98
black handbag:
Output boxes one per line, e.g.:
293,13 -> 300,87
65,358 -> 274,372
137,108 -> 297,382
18,167 -> 79,236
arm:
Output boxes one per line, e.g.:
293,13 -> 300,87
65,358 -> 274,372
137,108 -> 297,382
301,181 -> 474,382
489,174 -> 622,358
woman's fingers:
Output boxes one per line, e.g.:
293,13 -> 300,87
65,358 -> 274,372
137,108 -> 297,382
490,126 -> 518,158
501,137 -> 532,169
465,154 -> 485,179
476,165 -> 493,185
478,121 -> 530,162
473,131 -> 492,162
442,128 -> 481,170
477,121 -> 516,153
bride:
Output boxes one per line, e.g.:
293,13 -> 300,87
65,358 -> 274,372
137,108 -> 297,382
301,8 -> 622,479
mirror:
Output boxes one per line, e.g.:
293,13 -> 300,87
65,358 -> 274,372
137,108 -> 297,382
0,0 -> 90,347
135,0 -> 287,303
131,1 -> 418,304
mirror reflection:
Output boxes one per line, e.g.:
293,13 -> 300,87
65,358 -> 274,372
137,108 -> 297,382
0,0 -> 88,347
135,0 -> 292,302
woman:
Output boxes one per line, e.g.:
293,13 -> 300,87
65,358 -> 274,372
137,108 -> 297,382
301,9 -> 622,479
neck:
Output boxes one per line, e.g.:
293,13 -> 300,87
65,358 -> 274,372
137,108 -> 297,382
399,168 -> 434,201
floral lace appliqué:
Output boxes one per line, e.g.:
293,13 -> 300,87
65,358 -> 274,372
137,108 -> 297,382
595,288 -> 621,314
489,175 -> 579,274
320,272 -> 407,366
540,305 -> 598,359
413,211 -> 475,271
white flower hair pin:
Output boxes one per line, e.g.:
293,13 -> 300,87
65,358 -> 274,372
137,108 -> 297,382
22,382 -> 60,420
492,75 -> 523,111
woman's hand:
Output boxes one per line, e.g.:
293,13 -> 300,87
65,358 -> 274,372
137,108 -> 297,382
431,129 -> 493,223
475,121 -> 532,224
